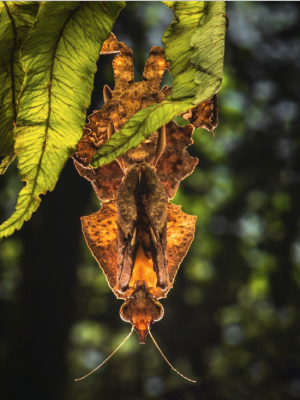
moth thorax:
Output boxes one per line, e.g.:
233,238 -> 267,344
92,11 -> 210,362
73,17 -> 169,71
126,143 -> 149,163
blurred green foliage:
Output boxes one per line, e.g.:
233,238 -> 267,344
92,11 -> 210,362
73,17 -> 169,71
0,2 -> 300,400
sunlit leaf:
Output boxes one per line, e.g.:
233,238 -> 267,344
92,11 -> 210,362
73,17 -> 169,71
0,1 -> 39,168
91,1 -> 226,167
0,1 -> 125,239
91,100 -> 194,167
164,1 -> 226,103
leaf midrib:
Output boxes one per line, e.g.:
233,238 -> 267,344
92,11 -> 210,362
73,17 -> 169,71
3,3 -> 84,230
4,1 -> 17,124
93,99 -> 193,164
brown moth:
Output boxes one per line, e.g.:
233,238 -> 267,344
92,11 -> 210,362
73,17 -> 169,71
74,34 -> 219,381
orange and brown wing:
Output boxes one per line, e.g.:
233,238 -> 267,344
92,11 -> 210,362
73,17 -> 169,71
112,42 -> 134,90
74,127 -> 96,166
74,160 -> 123,201
142,47 -> 167,93
182,94 -> 218,134
81,201 -> 125,299
167,203 -> 197,285
154,202 -> 196,299
74,108 -> 110,165
156,121 -> 198,199
100,33 -> 120,54
101,33 -> 134,90
90,163 -> 123,201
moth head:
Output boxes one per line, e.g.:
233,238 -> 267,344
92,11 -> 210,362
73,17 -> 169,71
120,287 -> 164,344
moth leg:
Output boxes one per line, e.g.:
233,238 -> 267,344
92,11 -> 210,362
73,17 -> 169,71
107,122 -> 114,140
103,84 -> 113,103
154,125 -> 166,166
142,47 -> 168,93
161,84 -> 172,98
224,14 -> 229,30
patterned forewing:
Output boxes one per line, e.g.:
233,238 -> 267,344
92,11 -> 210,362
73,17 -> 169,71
142,47 -> 167,93
156,121 -> 198,199
81,201 -> 125,298
166,203 -> 197,285
112,42 -> 134,90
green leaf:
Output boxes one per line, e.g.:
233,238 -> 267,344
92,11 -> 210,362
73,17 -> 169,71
0,1 -> 39,165
91,1 -> 226,167
161,1 -> 175,8
91,100 -> 194,167
0,1 -> 125,240
165,1 -> 226,103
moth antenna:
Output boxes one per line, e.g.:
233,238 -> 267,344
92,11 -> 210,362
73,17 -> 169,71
75,327 -> 134,381
148,328 -> 196,383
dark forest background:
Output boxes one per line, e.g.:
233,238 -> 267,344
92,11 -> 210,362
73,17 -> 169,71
0,2 -> 300,400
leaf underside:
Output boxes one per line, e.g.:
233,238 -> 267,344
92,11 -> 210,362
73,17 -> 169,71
0,1 -> 125,240
91,1 -> 226,167
0,1 -> 39,169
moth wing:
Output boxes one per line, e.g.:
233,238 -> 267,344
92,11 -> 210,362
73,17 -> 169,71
81,201 -> 126,299
74,108 -> 110,165
74,160 -> 123,201
141,164 -> 169,290
142,46 -> 167,93
166,203 -> 197,286
115,166 -> 139,292
182,94 -> 218,134
156,121 -> 198,199
154,202 -> 196,299
112,42 -> 134,90
100,33 -> 120,54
